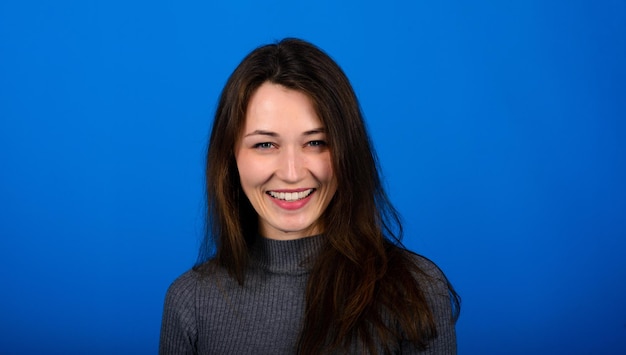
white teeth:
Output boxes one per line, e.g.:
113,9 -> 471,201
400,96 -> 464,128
268,189 -> 313,201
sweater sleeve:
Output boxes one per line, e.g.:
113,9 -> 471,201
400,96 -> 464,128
159,271 -> 199,355
401,256 -> 457,355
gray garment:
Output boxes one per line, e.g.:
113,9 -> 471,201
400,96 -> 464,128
159,235 -> 456,354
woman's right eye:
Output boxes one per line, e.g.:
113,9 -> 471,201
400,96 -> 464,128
254,142 -> 274,149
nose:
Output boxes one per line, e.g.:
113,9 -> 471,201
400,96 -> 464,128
276,146 -> 305,182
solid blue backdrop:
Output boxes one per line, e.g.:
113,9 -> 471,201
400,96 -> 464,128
1,1 -> 625,354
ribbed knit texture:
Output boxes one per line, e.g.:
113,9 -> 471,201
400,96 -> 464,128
159,235 -> 456,354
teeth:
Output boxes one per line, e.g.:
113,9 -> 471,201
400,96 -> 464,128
269,189 -> 313,201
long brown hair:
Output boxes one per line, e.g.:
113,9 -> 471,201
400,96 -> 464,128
196,38 -> 460,353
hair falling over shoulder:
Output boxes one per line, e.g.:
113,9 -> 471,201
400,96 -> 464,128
195,38 -> 460,354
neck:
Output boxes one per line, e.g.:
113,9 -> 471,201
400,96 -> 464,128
250,234 -> 325,275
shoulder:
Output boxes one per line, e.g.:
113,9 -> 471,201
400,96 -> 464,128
164,263 -> 239,308
160,269 -> 203,353
161,269 -> 203,329
408,253 -> 448,284
405,251 -> 452,298
388,245 -> 449,284
399,250 -> 459,352
391,247 -> 457,316
166,269 -> 201,297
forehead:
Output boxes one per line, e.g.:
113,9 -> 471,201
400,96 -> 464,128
242,82 -> 323,131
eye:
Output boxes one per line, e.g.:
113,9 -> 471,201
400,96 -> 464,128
253,142 -> 275,149
307,140 -> 327,147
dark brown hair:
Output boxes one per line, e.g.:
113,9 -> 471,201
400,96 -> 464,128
196,38 -> 459,354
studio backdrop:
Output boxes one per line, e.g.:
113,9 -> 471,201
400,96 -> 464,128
1,1 -> 625,354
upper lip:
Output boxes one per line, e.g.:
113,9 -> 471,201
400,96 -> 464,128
267,188 -> 314,193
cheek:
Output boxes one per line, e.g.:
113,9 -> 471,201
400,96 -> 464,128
313,154 -> 336,183
236,153 -> 266,188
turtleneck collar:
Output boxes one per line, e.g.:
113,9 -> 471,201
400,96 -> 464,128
249,234 -> 325,275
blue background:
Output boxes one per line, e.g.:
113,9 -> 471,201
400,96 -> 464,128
1,0 -> 625,354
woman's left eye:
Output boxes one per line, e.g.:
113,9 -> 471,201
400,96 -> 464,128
307,140 -> 327,147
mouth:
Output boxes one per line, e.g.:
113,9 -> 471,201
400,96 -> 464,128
267,188 -> 315,202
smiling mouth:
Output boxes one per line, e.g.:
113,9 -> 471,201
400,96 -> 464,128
267,189 -> 315,201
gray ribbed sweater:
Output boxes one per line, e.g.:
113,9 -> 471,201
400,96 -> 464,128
159,235 -> 456,354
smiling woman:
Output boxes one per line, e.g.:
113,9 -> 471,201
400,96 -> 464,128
159,38 -> 460,354
236,83 -> 338,240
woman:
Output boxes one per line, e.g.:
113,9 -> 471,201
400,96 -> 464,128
160,38 -> 460,354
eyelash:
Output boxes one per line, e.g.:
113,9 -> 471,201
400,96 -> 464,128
252,140 -> 327,149
253,142 -> 275,149
307,140 -> 327,147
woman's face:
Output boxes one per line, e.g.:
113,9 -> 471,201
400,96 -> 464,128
235,82 -> 338,240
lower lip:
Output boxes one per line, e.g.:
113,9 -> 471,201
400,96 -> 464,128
269,191 -> 314,210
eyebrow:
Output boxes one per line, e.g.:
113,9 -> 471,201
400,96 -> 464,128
243,128 -> 326,138
244,130 -> 278,138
